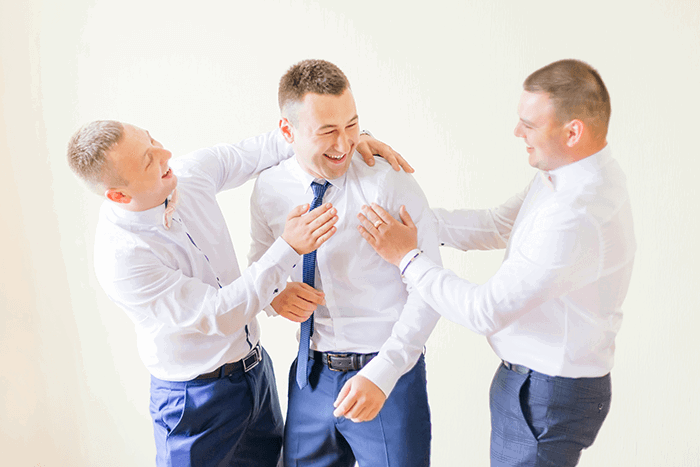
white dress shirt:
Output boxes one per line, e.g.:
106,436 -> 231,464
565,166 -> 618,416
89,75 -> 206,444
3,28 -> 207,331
248,155 -> 441,396
94,130 -> 301,382
402,145 -> 636,378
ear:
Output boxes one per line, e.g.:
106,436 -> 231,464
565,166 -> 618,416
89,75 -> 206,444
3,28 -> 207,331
105,189 -> 132,204
565,119 -> 584,147
279,118 -> 294,144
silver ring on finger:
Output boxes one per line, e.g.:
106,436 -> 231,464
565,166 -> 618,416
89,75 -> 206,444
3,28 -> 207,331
374,220 -> 384,229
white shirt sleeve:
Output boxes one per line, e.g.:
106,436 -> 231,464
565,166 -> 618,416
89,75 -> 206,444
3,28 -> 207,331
175,129 -> 294,193
98,236 -> 299,336
433,178 -> 532,251
357,173 -> 442,396
402,203 -> 601,336
248,177 -> 285,317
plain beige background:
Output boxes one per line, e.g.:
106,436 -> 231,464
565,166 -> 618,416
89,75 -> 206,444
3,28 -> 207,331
2,1 -> 698,465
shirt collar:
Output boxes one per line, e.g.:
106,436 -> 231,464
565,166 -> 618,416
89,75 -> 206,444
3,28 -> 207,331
290,154 -> 347,194
542,145 -> 612,191
103,192 -> 173,227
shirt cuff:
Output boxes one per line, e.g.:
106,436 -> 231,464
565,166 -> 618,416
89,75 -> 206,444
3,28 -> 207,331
401,253 -> 436,287
262,304 -> 278,317
399,248 -> 422,274
264,236 -> 301,271
358,354 -> 402,397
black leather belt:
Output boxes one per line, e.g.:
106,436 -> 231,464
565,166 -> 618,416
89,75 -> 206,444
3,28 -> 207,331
309,349 -> 377,372
195,344 -> 262,380
502,360 -> 531,375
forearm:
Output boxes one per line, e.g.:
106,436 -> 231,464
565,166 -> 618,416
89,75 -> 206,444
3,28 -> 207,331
359,296 -> 440,396
208,129 -> 294,192
435,179 -> 530,251
106,237 -> 299,336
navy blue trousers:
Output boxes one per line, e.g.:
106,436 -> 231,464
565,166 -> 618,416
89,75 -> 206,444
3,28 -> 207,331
284,354 -> 431,467
149,347 -> 284,467
490,362 -> 611,467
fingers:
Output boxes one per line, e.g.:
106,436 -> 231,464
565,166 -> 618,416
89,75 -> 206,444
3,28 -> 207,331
333,381 -> 354,417
356,212 -> 379,237
394,153 -> 415,174
287,203 -> 310,220
356,145 -> 376,167
307,204 -> 338,233
280,307 -> 314,323
294,282 -> 326,305
398,205 -> 416,229
369,203 -> 394,225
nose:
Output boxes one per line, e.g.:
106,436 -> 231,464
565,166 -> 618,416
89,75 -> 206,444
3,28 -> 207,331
158,147 -> 172,163
514,121 -> 524,138
335,130 -> 353,154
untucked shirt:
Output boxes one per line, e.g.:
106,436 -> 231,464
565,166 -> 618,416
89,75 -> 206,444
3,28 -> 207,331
249,155 -> 442,396
402,145 -> 636,378
94,130 -> 300,382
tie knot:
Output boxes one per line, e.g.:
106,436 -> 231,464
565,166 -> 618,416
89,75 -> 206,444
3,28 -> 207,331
311,181 -> 330,200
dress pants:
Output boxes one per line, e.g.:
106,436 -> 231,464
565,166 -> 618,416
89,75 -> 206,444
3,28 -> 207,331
149,347 -> 284,467
284,354 -> 431,467
490,362 -> 611,467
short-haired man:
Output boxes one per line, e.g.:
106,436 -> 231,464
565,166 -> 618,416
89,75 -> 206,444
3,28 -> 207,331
66,121 -> 407,466
248,59 -> 441,466
359,59 -> 636,466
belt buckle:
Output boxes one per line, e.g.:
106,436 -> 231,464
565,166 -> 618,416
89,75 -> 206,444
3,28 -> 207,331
327,353 -> 349,372
243,346 -> 261,372
503,360 -> 530,375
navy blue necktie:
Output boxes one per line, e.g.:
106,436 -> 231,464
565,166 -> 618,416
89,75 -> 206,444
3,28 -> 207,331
296,181 -> 330,389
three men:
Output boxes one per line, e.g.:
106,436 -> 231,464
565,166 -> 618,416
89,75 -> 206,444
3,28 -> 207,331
66,121 -> 405,466
248,59 -> 440,466
359,59 -> 636,466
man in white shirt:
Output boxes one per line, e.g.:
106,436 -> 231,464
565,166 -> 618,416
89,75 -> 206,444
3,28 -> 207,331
248,59 -> 441,467
66,121 -> 407,467
358,59 -> 636,466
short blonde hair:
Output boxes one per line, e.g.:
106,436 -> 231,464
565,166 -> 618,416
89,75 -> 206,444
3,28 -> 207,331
67,120 -> 126,194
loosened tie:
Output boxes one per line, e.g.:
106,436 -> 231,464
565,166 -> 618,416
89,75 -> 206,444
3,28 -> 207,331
296,181 -> 330,389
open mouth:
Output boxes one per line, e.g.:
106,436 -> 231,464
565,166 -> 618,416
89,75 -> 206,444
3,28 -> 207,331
162,168 -> 172,179
324,153 -> 346,163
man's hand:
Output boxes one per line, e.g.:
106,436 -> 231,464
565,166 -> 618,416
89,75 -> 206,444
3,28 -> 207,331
357,204 -> 418,266
333,375 -> 387,423
271,282 -> 325,323
356,134 -> 414,173
282,203 -> 338,255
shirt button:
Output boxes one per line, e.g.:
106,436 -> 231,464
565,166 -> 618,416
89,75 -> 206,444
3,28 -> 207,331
292,264 -> 296,268
273,288 -> 279,294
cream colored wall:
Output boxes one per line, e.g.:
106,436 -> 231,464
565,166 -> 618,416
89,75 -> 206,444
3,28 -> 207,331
2,1 -> 698,465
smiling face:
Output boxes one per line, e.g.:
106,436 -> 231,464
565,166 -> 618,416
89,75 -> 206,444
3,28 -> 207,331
513,91 -> 572,171
280,88 -> 359,181
105,123 -> 177,211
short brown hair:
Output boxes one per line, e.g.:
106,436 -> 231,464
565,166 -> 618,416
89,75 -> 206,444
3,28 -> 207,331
67,120 -> 126,194
278,59 -> 350,124
524,59 -> 611,138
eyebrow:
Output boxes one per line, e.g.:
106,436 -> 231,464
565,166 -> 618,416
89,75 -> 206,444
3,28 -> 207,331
317,115 -> 359,132
519,117 -> 537,127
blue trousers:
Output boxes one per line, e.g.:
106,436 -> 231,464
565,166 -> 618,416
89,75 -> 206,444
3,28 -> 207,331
490,362 -> 611,467
149,347 -> 284,467
284,354 -> 431,467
